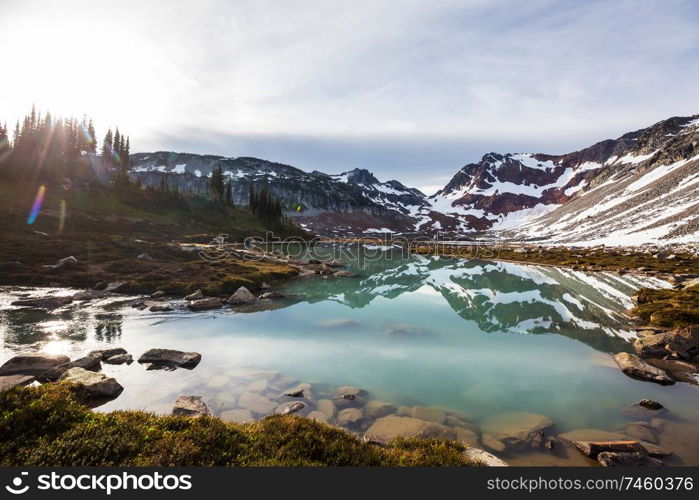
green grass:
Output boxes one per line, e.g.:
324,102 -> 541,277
0,385 -> 478,467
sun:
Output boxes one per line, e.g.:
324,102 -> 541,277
0,18 -> 163,140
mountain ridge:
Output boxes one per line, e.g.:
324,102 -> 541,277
129,113 -> 699,244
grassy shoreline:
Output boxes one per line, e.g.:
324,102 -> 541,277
0,384 -> 478,466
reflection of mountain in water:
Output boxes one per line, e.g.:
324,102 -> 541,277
284,251 -> 669,353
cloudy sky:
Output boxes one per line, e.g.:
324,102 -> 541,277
2,0 -> 698,193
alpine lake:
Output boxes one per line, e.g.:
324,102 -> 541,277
2,244 -> 698,466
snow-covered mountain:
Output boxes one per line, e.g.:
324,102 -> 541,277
129,113 -> 699,244
426,114 -> 699,241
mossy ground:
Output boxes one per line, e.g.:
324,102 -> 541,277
0,182 -> 304,294
413,244 -> 699,275
0,384 -> 478,466
632,285 -> 699,328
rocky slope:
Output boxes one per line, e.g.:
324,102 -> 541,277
429,115 -> 699,241
130,113 -> 699,243
130,153 -> 427,236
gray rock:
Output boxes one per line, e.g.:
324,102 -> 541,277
39,355 -> 102,382
454,426 -> 480,447
463,448 -> 509,467
52,256 -> 78,269
104,282 -> 126,293
621,400 -> 667,419
187,297 -> 224,311
150,291 -> 166,299
633,325 -> 699,360
0,354 -> 70,376
137,349 -> 201,369
597,452 -> 663,467
227,286 -> 257,305
59,367 -> 123,399
276,401 -> 307,415
0,374 -> 36,392
89,348 -> 128,361
614,353 -> 674,385
184,289 -> 204,301
149,303 -> 173,312
104,354 -> 133,365
137,253 -> 154,260
72,290 -> 105,301
11,296 -> 72,309
364,416 -> 456,444
335,386 -> 366,406
172,396 -> 210,417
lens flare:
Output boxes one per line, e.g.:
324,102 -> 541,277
27,185 -> 46,225
58,199 -> 67,234
79,124 -> 94,144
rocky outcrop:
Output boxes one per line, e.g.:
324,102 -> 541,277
227,287 -> 257,305
614,353 -> 674,385
0,354 -> 70,376
58,367 -> 124,400
0,374 -> 35,392
633,326 -> 699,360
38,355 -> 102,382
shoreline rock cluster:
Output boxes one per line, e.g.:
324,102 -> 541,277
0,347 -> 202,402
614,325 -> 699,386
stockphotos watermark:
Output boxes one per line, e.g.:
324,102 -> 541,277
4,470 -> 192,495
197,232 -> 501,268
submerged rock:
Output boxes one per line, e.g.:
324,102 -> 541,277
614,353 -> 674,385
72,290 -> 105,301
335,386 -> 366,406
306,411 -> 329,424
410,406 -> 446,424
364,416 -> 456,444
0,354 -> 70,376
621,399 -> 667,419
172,396 -> 210,417
481,433 -> 506,452
571,440 -> 647,458
316,399 -> 337,419
149,303 -> 173,312
137,349 -> 201,369
336,408 -> 364,426
227,286 -> 257,305
220,409 -> 254,423
59,367 -> 123,399
625,423 -> 658,444
597,451 -> 663,467
238,391 -> 276,415
365,400 -> 396,419
481,412 -> 554,450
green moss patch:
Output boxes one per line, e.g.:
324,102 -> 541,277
0,384 -> 477,467
633,285 -> 699,328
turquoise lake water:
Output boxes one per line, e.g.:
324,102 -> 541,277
2,248 -> 698,465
